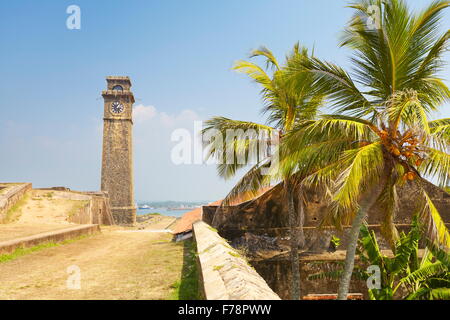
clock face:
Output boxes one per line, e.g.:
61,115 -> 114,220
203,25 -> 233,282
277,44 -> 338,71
110,101 -> 124,114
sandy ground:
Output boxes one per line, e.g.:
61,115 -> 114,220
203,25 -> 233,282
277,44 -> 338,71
12,190 -> 89,225
0,217 -> 184,300
0,190 -> 93,242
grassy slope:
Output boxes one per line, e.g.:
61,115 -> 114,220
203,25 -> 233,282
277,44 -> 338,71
169,239 -> 200,300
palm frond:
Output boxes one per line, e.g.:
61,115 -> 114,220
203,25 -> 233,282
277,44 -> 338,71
221,159 -> 273,206
333,142 -> 384,210
202,117 -> 275,179
415,187 -> 450,250
232,60 -> 274,92
285,115 -> 376,153
429,118 -> 450,142
427,242 -> 450,268
386,89 -> 430,133
420,147 -> 450,187
249,46 -> 281,71
411,1 -> 450,38
289,56 -> 371,117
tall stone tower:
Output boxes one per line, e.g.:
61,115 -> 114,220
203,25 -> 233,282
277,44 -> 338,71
101,76 -> 136,225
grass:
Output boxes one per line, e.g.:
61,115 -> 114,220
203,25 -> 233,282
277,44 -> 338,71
207,226 -> 218,232
228,251 -> 241,258
169,239 -> 201,300
138,213 -> 162,217
3,193 -> 29,223
67,200 -> 90,218
0,234 -> 92,263
213,265 -> 224,271
200,243 -> 215,254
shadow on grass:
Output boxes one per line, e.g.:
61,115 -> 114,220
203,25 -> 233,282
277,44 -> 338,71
170,239 -> 201,300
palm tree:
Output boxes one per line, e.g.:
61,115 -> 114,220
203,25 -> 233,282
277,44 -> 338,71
202,44 -> 324,300
284,0 -> 450,300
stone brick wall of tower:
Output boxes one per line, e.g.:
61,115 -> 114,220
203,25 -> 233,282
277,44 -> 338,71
101,119 -> 135,210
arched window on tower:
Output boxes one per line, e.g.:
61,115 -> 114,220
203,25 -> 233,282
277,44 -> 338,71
112,85 -> 123,91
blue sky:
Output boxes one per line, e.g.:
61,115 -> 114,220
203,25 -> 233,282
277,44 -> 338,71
0,0 -> 449,201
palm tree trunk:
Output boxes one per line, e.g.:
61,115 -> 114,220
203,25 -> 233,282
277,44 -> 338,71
337,206 -> 367,300
337,184 -> 384,300
298,186 -> 306,249
286,180 -> 301,300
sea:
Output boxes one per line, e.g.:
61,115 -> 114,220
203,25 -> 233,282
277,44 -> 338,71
136,207 -> 192,218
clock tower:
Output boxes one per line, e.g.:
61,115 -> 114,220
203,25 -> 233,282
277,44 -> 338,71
101,76 -> 136,225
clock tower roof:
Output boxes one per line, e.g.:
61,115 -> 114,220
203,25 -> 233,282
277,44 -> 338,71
106,76 -> 131,82
102,76 -> 135,103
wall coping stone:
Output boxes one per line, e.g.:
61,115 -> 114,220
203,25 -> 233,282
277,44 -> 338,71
0,224 -> 100,254
0,183 -> 32,218
193,221 -> 280,300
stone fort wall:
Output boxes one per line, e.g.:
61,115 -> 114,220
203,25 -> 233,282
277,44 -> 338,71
0,183 -> 32,223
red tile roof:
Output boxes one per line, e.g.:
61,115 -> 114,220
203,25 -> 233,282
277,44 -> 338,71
172,207 -> 202,235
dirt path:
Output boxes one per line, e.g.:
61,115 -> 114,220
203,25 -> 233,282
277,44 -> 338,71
0,222 -> 184,300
